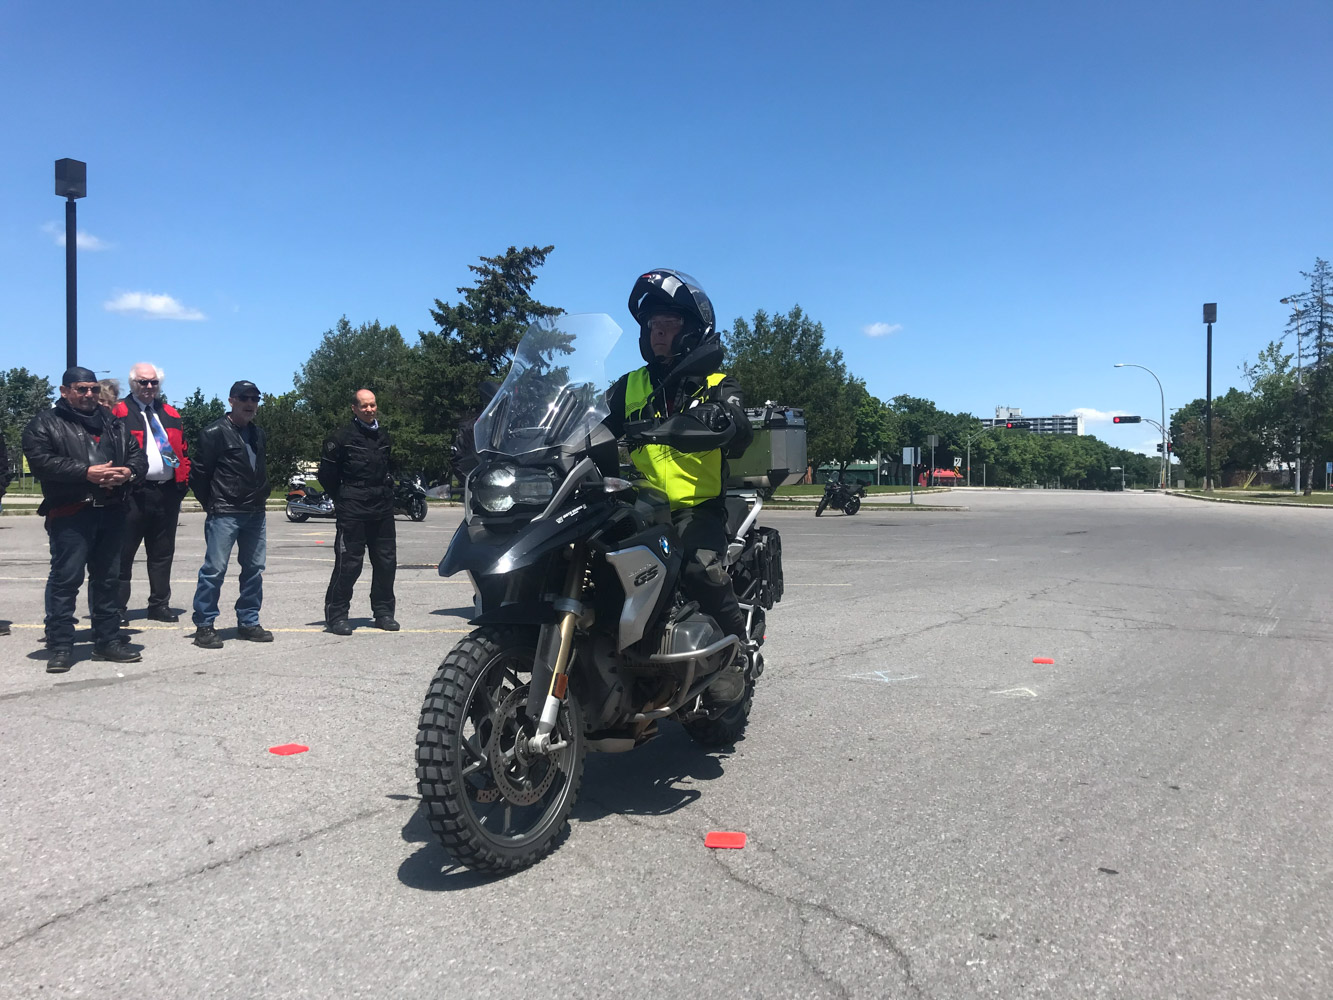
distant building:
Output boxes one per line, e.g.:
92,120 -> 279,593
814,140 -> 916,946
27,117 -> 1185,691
980,406 -> 1083,436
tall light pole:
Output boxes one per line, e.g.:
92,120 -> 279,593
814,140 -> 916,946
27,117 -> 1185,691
54,158 -> 87,370
1281,295 -> 1305,493
1114,363 -> 1167,488
1110,465 -> 1124,491
1203,304 -> 1216,490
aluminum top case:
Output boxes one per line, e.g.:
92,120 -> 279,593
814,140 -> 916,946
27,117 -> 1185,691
727,405 -> 807,490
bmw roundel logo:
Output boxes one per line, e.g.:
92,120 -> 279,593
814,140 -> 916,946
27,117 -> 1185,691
659,536 -> 670,555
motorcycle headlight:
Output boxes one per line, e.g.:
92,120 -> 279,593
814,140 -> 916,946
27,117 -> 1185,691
473,464 -> 558,513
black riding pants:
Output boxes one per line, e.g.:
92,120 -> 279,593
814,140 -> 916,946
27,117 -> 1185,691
324,514 -> 397,621
118,480 -> 183,613
45,505 -> 126,647
672,501 -> 748,642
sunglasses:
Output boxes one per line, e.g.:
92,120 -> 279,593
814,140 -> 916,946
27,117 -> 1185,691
134,379 -> 160,387
234,394 -> 260,403
68,385 -> 99,395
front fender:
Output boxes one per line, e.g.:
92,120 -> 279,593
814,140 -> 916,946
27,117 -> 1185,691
438,503 -> 616,579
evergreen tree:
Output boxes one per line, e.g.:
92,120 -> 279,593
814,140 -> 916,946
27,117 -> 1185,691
413,245 -> 563,473
177,388 -> 226,451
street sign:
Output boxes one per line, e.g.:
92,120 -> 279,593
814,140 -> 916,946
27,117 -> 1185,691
902,447 -> 918,465
927,434 -> 939,447
953,457 -> 962,467
1326,461 -> 1331,476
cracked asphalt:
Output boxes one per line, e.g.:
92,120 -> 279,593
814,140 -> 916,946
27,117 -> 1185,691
0,490 -> 1329,998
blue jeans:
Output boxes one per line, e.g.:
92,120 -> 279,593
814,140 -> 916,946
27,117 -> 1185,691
44,505 -> 126,647
192,512 -> 267,628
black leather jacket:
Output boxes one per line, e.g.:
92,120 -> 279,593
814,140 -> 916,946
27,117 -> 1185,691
189,415 -> 270,514
21,401 -> 147,513
318,419 -> 393,519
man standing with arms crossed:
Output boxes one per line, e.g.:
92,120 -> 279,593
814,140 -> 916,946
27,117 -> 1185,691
112,363 -> 191,623
22,366 -> 147,671
189,381 -> 272,648
320,389 -> 398,634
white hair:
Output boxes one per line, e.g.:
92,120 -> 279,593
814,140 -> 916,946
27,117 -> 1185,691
127,362 -> 164,385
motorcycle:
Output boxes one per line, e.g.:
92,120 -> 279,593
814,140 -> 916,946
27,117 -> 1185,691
815,475 -> 866,516
393,475 -> 429,522
416,313 -> 788,873
285,476 -> 335,522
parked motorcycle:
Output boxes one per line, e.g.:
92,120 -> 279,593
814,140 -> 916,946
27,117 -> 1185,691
416,313 -> 790,874
393,475 -> 429,522
815,476 -> 867,516
285,476 -> 335,522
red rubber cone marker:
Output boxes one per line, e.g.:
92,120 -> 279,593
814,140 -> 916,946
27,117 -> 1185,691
1033,657 -> 1054,664
705,831 -> 747,849
269,743 -> 309,755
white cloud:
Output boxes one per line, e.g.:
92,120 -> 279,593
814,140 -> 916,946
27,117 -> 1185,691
1068,407 -> 1130,424
42,221 -> 109,250
104,291 -> 206,321
863,322 -> 903,338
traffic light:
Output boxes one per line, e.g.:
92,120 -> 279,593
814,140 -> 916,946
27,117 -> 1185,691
1112,415 -> 1141,424
1155,443 -> 1163,453
1004,421 -> 1031,429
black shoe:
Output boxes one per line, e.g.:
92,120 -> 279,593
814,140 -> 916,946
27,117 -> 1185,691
47,647 -> 74,673
193,625 -> 223,649
119,615 -> 130,627
237,624 -> 274,642
326,619 -> 354,636
92,641 -> 142,663
373,617 -> 400,631
145,608 -> 179,623
0,622 -> 10,636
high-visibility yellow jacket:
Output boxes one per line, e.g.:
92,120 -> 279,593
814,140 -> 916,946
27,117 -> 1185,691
623,366 -> 728,509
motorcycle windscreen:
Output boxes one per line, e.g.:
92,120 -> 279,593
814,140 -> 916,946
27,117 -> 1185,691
473,313 -> 626,459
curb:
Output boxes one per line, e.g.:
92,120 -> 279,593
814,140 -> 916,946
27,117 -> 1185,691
1165,490 -> 1333,510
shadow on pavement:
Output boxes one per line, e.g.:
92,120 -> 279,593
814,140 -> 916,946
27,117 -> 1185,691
573,724 -> 728,821
394,725 -> 729,891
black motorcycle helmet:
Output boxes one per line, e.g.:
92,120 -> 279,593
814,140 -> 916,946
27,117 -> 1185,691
628,269 -> 717,364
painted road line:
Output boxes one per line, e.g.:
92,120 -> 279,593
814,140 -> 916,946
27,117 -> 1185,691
991,687 -> 1038,697
847,671 -> 921,683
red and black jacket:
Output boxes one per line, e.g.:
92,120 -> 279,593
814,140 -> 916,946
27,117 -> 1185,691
111,395 -> 191,486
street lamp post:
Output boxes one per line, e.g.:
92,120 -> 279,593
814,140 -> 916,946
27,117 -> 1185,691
1110,466 -> 1124,491
54,159 -> 87,370
1113,363 -> 1167,488
1281,296 -> 1305,494
1203,304 -> 1216,490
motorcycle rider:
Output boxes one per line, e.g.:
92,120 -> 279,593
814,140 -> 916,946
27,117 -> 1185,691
603,270 -> 755,703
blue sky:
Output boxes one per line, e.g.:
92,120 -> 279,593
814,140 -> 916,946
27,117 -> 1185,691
3,1 -> 1329,456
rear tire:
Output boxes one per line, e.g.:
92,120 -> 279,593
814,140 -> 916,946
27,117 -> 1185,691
844,495 -> 861,515
684,679 -> 754,747
814,496 -> 828,517
416,626 -> 585,874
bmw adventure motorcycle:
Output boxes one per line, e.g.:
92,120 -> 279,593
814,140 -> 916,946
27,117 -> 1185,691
285,476 -> 336,522
416,314 -> 786,873
393,475 -> 429,522
815,476 -> 866,517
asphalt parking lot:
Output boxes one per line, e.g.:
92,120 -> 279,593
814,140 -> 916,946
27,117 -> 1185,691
1,492 -> 1330,999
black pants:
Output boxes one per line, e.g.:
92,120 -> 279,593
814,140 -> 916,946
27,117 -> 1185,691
672,501 -> 748,641
45,505 -> 126,647
119,480 -> 183,613
324,514 -> 397,621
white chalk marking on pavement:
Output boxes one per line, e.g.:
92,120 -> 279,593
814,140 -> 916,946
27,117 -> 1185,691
991,686 -> 1038,698
847,671 -> 920,683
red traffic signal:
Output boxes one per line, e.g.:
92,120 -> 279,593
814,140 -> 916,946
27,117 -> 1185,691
1112,415 -> 1142,424
1004,421 -> 1031,429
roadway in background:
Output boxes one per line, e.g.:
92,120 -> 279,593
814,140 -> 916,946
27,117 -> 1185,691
0,492 -> 1328,998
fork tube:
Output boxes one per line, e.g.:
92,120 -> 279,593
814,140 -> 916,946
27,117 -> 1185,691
535,546 -> 585,737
